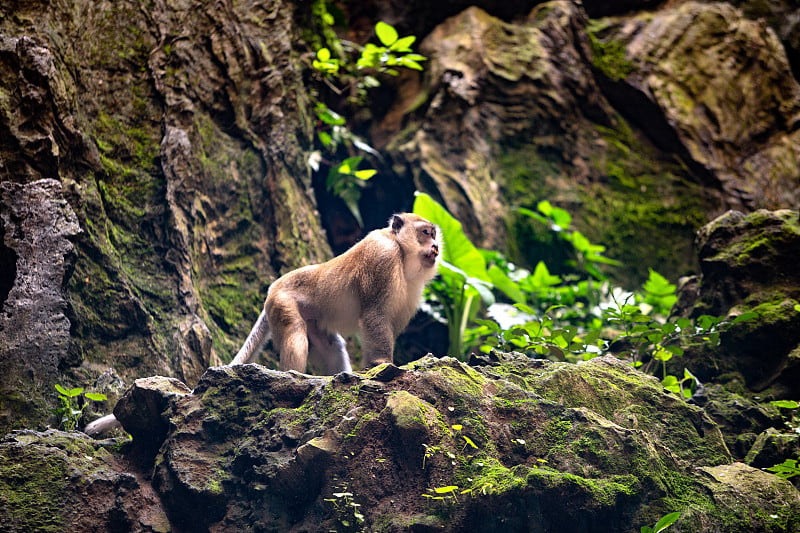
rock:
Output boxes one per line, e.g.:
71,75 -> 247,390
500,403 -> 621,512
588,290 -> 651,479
595,2 -> 800,209
698,462 -> 800,529
0,429 -> 169,532
698,384 -> 783,460
114,376 -> 192,456
2,354 -> 800,531
1,0 -> 332,415
744,428 -> 800,470
677,209 -> 800,397
137,355 -> 800,530
0,179 -> 81,433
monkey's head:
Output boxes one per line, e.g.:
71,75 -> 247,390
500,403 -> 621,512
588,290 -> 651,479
390,213 -> 441,270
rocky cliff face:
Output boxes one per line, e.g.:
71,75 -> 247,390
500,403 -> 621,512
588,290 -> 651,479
1,0 -> 799,467
0,1 -> 330,430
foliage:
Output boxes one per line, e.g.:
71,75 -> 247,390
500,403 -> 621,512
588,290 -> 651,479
641,511 -> 680,533
308,9 -> 426,225
765,459 -> 800,480
324,486 -> 365,531
764,400 -> 800,481
53,384 -> 107,431
414,193 -> 758,400
413,192 -> 507,357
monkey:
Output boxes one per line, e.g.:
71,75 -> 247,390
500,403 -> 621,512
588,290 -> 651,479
85,213 -> 440,436
231,212 -> 441,373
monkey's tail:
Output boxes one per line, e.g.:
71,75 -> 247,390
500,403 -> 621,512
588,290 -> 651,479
84,413 -> 122,436
231,308 -> 271,365
85,310 -> 270,437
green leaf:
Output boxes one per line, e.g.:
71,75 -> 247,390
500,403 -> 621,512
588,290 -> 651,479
84,392 -> 108,402
55,384 -> 84,397
354,169 -> 377,180
765,458 -> 799,479
653,511 -> 680,532
643,269 -> 676,296
317,131 -> 333,148
662,375 -> 679,387
794,303 -> 800,313
433,485 -> 459,494
375,21 -> 398,46
529,261 -> 561,289
488,265 -> 525,304
390,35 -> 416,52
315,104 -> 346,126
462,435 -> 479,449
770,400 -> 799,409
397,58 -> 424,71
732,311 -> 758,324
316,47 -> 331,61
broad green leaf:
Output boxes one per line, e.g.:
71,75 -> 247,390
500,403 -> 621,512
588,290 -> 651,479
643,269 -> 676,296
375,22 -> 398,46
488,265 -> 525,304
315,104 -> 346,126
653,511 -> 681,532
55,384 -> 84,397
317,131 -> 332,148
398,59 -> 424,71
529,261 -> 561,289
732,311 -> 758,324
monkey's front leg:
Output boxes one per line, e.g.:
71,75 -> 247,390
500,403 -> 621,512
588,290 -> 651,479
359,310 -> 396,367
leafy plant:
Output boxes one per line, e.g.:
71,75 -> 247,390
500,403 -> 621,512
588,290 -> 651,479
765,459 -> 799,480
641,511 -> 680,533
54,384 -> 107,431
324,487 -> 365,531
518,200 -> 621,281
308,15 -> 427,225
411,194 -> 762,404
356,22 -> 426,75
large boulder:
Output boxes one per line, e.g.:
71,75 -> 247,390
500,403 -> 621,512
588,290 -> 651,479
676,209 -> 800,398
102,355 -> 800,531
0,429 -> 169,532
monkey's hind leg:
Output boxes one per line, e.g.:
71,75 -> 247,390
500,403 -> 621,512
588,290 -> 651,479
268,299 -> 311,372
307,322 -> 352,375
231,308 -> 272,365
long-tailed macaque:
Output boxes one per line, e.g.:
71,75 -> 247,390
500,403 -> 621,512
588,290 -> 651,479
232,212 -> 440,373
85,213 -> 439,435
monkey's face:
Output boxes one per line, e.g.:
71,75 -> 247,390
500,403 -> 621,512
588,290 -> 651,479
416,222 -> 440,268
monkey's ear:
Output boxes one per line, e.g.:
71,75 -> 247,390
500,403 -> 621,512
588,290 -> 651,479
390,214 -> 404,233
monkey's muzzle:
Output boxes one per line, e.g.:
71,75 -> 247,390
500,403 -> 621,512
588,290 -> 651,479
423,244 -> 440,267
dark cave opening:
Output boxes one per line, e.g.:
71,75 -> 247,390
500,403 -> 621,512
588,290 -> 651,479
0,220 -> 17,310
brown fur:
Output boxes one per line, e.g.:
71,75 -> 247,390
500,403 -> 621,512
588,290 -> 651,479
232,213 -> 440,373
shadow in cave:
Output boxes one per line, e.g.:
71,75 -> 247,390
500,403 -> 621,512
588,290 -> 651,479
0,220 -> 17,312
